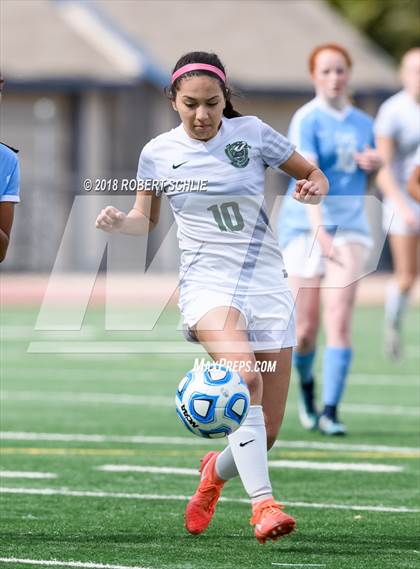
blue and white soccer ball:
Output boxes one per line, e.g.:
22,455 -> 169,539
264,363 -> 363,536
175,364 -> 250,438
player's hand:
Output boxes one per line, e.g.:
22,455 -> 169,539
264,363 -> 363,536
354,145 -> 382,173
317,229 -> 343,267
293,179 -> 321,204
95,206 -> 126,233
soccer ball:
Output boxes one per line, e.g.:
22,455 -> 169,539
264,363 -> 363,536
175,364 -> 250,438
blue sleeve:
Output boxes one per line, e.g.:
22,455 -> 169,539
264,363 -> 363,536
369,119 -> 376,148
1,157 -> 20,203
288,112 -> 318,158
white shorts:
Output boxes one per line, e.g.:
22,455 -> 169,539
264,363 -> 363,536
382,197 -> 420,236
282,231 -> 373,279
178,285 -> 296,352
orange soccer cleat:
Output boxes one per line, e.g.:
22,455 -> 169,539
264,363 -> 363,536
250,498 -> 296,544
185,451 -> 225,535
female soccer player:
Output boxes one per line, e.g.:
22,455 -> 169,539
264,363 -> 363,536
375,48 -> 420,360
277,44 -> 381,436
96,51 -> 328,544
0,73 -> 20,262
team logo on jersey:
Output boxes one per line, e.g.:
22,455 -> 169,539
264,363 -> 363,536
224,141 -> 251,168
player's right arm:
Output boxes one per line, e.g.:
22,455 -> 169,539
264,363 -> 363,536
375,99 -> 418,227
284,111 -> 336,261
95,190 -> 161,235
376,136 -> 417,227
407,163 -> 420,203
0,202 -> 14,262
0,147 -> 20,262
96,141 -> 161,235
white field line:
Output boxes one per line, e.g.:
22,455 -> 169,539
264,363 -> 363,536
2,325 -> 181,341
98,465 -> 197,475
1,486 -> 418,513
2,329 -> 98,341
1,324 -> 178,333
58,355 -> 143,362
22,339 -> 420,356
349,374 -> 419,386
1,368 -> 162,382
0,558 -> 151,569
342,403 -> 419,416
1,392 -> 172,407
2,391 -> 419,417
268,461 -> 403,473
0,471 -> 57,479
2,367 -> 418,386
98,462 -> 403,474
27,341 -> 204,354
272,565 -> 326,568
1,431 -> 418,455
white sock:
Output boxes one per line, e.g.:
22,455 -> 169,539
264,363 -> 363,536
226,405 -> 273,503
385,281 -> 409,330
215,445 -> 238,481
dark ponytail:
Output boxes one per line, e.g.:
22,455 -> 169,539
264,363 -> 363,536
166,51 -> 242,119
223,97 -> 242,118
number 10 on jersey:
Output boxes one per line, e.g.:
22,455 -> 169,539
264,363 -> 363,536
207,202 -> 244,232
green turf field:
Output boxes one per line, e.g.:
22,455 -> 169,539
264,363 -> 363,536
1,305 -> 419,569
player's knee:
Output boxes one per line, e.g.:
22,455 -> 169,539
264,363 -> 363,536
243,371 -> 262,397
296,329 -> 317,352
398,272 -> 416,292
297,316 -> 319,350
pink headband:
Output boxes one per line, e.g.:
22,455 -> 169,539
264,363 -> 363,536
171,63 -> 226,84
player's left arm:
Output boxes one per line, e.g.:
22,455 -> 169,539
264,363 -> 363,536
279,150 -> 329,205
407,164 -> 420,203
354,145 -> 382,173
280,151 -> 336,261
0,201 -> 15,262
354,126 -> 382,173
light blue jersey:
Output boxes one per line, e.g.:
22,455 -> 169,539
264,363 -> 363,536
278,98 -> 374,247
0,143 -> 20,203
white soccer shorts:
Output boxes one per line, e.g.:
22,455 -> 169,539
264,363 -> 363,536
282,231 -> 373,279
178,285 -> 296,352
382,197 -> 420,236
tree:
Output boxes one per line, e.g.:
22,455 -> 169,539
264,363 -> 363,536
326,0 -> 420,61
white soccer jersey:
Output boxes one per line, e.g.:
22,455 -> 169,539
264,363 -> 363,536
137,115 -> 294,294
375,90 -> 420,190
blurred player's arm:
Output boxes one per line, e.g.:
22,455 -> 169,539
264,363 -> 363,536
280,151 -> 329,204
376,136 -> 417,225
282,151 -> 337,261
354,145 -> 382,173
407,164 -> 420,203
95,191 -> 161,235
0,202 -> 15,262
